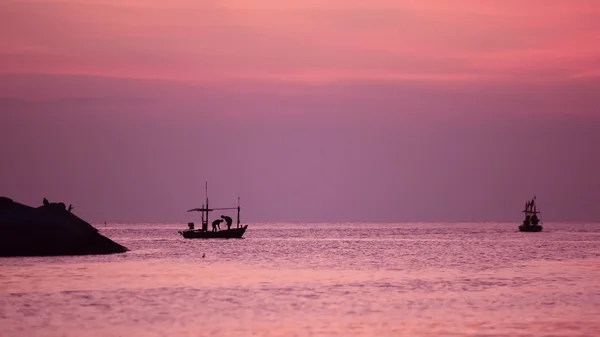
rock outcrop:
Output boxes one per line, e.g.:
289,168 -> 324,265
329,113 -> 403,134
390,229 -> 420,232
0,197 -> 128,257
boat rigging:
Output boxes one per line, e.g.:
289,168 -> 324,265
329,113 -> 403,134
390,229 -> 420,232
178,182 -> 248,239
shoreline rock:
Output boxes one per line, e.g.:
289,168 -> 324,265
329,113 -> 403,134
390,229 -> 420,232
0,197 -> 128,257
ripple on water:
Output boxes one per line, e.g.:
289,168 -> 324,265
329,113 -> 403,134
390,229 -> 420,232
1,223 -> 600,337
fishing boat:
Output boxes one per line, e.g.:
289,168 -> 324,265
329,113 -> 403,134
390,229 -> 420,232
519,196 -> 543,232
178,182 -> 248,239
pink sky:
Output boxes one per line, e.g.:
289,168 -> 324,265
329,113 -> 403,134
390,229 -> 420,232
1,1 -> 599,222
2,0 -> 600,84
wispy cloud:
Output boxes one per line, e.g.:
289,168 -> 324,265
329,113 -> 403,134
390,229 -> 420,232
1,0 -> 599,83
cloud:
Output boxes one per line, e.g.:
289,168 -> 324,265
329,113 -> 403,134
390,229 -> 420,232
1,0 -> 599,83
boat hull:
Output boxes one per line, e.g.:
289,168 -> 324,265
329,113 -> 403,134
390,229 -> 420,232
519,224 -> 543,232
179,225 -> 248,239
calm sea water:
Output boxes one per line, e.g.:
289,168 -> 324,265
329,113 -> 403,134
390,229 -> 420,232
2,223 -> 600,337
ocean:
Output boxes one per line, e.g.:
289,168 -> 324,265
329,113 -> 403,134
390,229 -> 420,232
1,223 -> 600,337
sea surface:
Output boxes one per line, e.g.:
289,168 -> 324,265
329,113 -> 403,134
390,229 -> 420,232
1,223 -> 600,337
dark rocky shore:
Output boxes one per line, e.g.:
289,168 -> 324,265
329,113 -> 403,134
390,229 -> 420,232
0,197 -> 128,257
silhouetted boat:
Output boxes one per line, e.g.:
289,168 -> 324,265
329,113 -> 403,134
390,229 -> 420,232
178,182 -> 248,239
519,196 -> 543,232
180,225 -> 248,239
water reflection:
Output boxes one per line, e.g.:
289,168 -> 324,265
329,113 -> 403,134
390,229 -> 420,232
1,223 -> 600,336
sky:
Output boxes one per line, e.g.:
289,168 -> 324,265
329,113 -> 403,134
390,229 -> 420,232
1,0 -> 599,223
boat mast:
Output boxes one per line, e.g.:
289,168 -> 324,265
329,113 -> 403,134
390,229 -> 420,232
237,197 -> 240,228
205,181 -> 209,226
523,196 -> 540,215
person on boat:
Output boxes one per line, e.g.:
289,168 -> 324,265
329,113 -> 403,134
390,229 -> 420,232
212,219 -> 223,232
220,215 -> 233,230
531,214 -> 539,226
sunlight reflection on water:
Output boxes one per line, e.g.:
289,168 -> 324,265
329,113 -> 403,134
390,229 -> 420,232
1,223 -> 600,337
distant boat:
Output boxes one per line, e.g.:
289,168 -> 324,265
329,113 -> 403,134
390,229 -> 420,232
178,182 -> 248,239
519,196 -> 543,232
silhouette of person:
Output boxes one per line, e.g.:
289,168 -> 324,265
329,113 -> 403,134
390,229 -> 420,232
212,219 -> 223,232
68,204 -> 73,212
220,215 -> 233,230
43,198 -> 49,206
